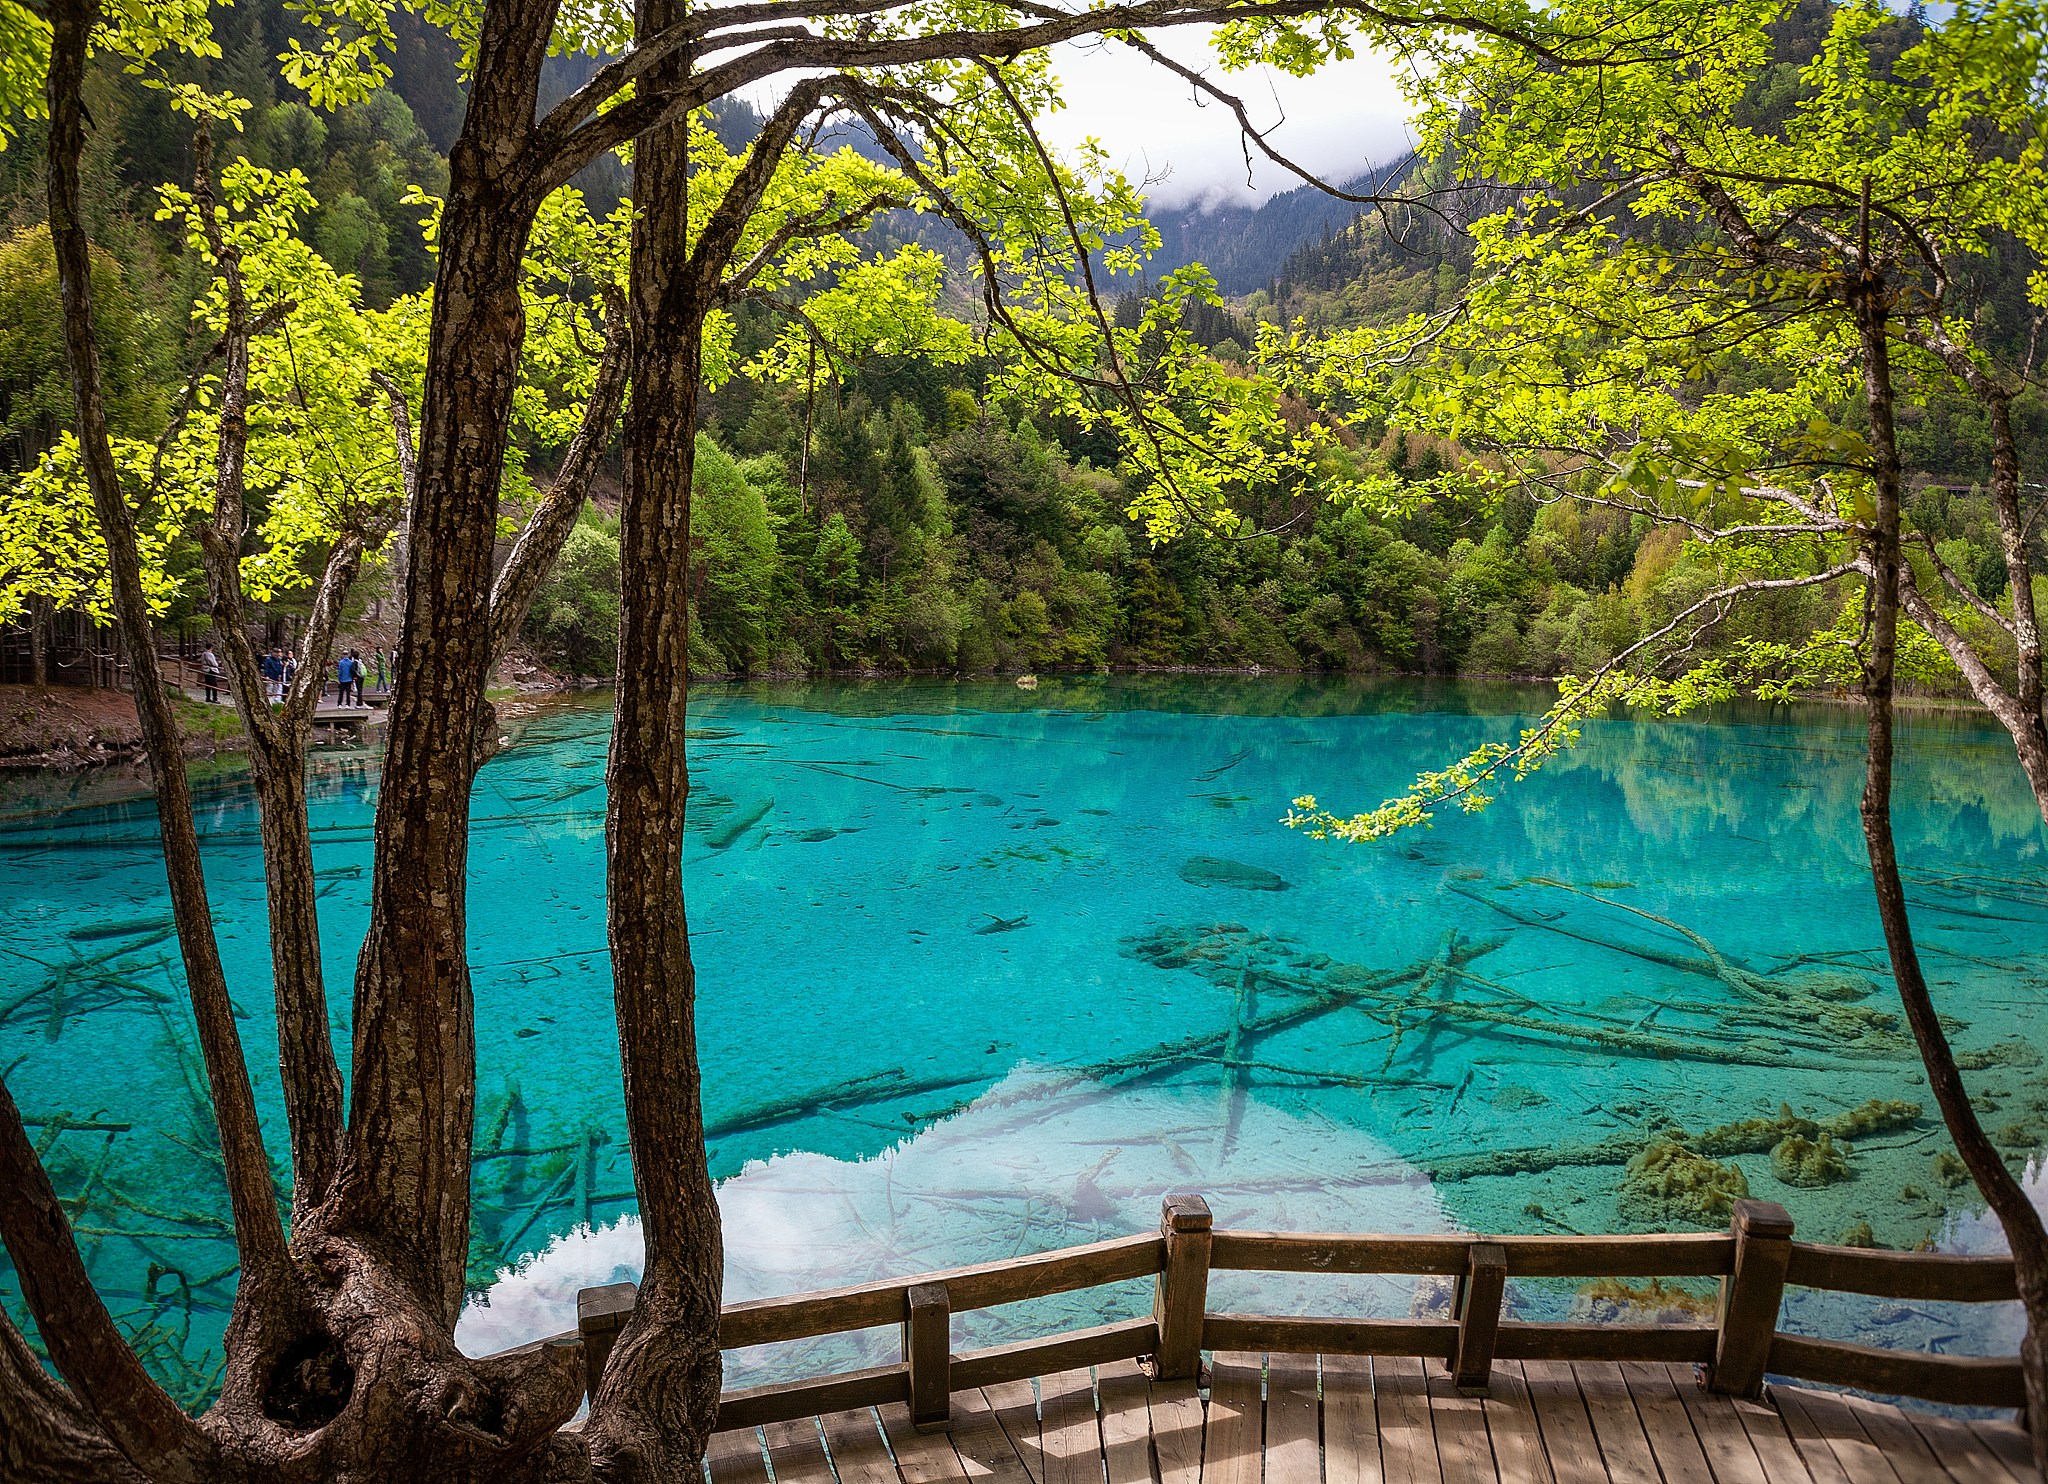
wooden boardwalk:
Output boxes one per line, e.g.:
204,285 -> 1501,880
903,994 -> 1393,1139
706,1354 -> 2042,1484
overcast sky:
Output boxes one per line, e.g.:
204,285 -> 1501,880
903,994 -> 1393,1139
1039,30 -> 1419,211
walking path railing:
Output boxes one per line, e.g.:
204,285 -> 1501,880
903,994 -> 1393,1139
510,1195 -> 2023,1431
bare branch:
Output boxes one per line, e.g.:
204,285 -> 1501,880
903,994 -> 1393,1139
1908,530 -> 2014,635
717,189 -> 907,304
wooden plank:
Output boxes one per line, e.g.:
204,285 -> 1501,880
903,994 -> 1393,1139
1265,1351 -> 1323,1484
1776,1384 -> 1906,1484
1724,1393 -> 1816,1484
949,1386 -> 1038,1484
1207,1231 -> 1732,1278
763,1418 -> 837,1484
1829,1393 -> 1952,1484
1423,1356 -> 1497,1483
1767,1335 -> 2027,1409
1096,1358 -> 1157,1484
718,1364 -> 910,1431
719,1234 -> 1165,1348
1204,1315 -> 1457,1359
1494,1322 -> 1717,1363
1038,1368 -> 1104,1484
1476,1361 -> 1552,1484
905,1281 -> 953,1432
1783,1245 -> 2018,1303
1617,1360 -> 1714,1484
1147,1377 -> 1206,1484
986,1379 -> 1047,1484
953,1320 -> 1159,1392
1452,1244 -> 1507,1395
1153,1195 -> 1214,1382
1901,1408 -> 2027,1484
707,1426 -> 772,1484
1209,1232 -> 1472,1275
1712,1200 -> 1794,1401
1768,1386 -> 1855,1484
1966,1420 -> 2041,1484
1663,1363 -> 1772,1484
825,1407 -> 903,1484
1373,1355 -> 1444,1484
1518,1361 -> 1605,1484
881,1402 -> 975,1484
1569,1362 -> 1661,1484
1321,1353 -> 1386,1484
1203,1352 -> 1265,1484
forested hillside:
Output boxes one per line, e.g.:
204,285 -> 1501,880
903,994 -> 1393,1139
1,0 -> 2037,692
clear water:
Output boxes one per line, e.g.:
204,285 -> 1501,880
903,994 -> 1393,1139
3,675 -> 2044,1411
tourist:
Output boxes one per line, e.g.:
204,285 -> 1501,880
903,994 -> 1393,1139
348,651 -> 366,706
375,648 -> 388,695
260,648 -> 284,703
335,651 -> 352,706
199,646 -> 222,703
282,649 -> 298,694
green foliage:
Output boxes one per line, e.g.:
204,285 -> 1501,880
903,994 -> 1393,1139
0,224 -> 168,469
529,510 -> 620,676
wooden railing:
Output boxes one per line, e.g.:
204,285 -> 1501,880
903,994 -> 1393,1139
519,1195 -> 2023,1431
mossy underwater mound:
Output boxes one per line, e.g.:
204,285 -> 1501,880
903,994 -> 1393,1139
1683,1097 -> 1918,1158
1955,1038 -> 2043,1070
1570,1276 -> 1717,1325
1618,1139 -> 1750,1225
1821,1097 -> 1920,1139
1689,1102 -> 1817,1156
1771,1131 -> 1851,1186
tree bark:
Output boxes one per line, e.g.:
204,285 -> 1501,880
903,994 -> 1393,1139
28,595 -> 50,688
330,0 -> 566,1325
0,1304 -> 152,1484
1889,323 -> 2048,822
0,1079 -> 216,1480
581,13 -> 723,1478
487,315 -> 630,672
1854,273 -> 2048,1472
42,0 -> 285,1285
183,122 -> 355,1213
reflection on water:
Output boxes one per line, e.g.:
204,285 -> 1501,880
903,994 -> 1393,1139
3,675 -> 2046,1411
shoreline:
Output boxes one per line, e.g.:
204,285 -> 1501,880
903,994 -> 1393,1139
0,668 -> 2007,780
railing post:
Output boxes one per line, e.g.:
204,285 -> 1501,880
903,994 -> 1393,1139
1451,1241 -> 1507,1395
1146,1193 -> 1213,1382
904,1281 -> 952,1432
577,1280 -> 638,1399
1709,1198 -> 1793,1399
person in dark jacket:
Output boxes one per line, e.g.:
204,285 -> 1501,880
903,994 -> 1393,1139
261,649 -> 284,703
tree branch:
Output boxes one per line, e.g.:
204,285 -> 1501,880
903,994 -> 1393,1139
44,0 -> 286,1287
0,1080 -> 217,1482
485,304 -> 630,672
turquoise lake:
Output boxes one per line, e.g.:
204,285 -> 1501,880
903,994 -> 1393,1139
2,675 -> 2045,1409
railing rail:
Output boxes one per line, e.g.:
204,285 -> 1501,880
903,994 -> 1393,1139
508,1193 -> 2023,1432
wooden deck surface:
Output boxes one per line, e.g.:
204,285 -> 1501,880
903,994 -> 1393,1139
705,1353 -> 2041,1484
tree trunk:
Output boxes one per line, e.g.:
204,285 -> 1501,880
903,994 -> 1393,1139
0,1305 -> 151,1484
328,0 -> 565,1324
42,0 -> 285,1286
1853,276 -> 2048,1471
28,595 -> 50,688
186,117 -> 352,1210
581,12 -> 724,1477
